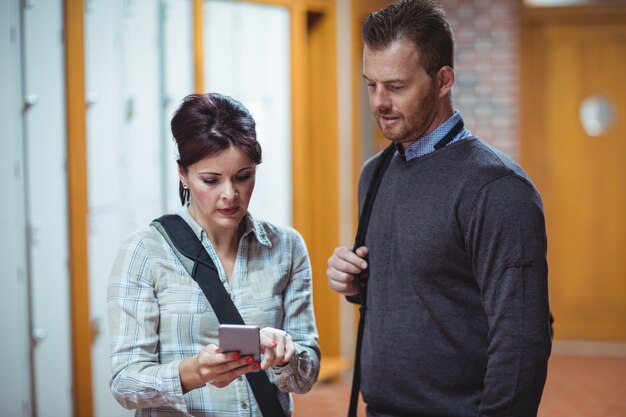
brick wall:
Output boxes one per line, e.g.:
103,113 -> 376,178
439,0 -> 521,159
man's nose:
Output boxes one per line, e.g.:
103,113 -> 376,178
370,88 -> 391,111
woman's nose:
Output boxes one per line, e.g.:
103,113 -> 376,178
221,182 -> 238,200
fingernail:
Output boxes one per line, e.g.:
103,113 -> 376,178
232,352 -> 241,360
214,348 -> 220,354
252,362 -> 260,369
272,341 -> 278,347
246,357 -> 253,363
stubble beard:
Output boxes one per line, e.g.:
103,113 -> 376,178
376,83 -> 439,145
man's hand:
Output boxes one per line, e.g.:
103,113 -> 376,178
326,246 -> 369,297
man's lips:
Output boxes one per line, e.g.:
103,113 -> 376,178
378,114 -> 400,126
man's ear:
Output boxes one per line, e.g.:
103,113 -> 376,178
437,66 -> 455,98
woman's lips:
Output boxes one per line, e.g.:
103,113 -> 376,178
218,207 -> 239,216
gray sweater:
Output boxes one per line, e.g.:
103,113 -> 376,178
357,137 -> 551,417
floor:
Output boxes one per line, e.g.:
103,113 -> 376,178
292,353 -> 626,417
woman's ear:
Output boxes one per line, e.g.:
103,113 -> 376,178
177,163 -> 187,185
437,66 -> 455,98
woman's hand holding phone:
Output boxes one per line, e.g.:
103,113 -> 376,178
259,327 -> 295,370
179,343 -> 259,392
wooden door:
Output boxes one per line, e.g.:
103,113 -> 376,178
521,6 -> 626,342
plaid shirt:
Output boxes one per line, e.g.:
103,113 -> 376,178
108,206 -> 320,416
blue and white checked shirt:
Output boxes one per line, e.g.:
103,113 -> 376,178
108,205 -> 320,416
399,110 -> 472,160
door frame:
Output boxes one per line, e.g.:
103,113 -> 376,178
65,0 -> 93,416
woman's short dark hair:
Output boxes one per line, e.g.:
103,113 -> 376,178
171,93 -> 262,204
362,0 -> 453,77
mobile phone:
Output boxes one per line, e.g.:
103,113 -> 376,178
218,324 -> 261,362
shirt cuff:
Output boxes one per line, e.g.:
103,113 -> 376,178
163,359 -> 189,412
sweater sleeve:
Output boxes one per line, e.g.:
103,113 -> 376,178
466,175 -> 552,417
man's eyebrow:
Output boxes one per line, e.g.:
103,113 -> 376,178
362,74 -> 405,84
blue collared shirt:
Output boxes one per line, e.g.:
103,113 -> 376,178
398,110 -> 472,161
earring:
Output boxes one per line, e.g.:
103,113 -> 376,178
183,183 -> 190,204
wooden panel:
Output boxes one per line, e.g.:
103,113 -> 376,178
64,0 -> 94,416
291,2 -> 310,241
304,7 -> 341,359
521,8 -> 626,341
193,0 -> 204,92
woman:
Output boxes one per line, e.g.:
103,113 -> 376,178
108,93 -> 320,416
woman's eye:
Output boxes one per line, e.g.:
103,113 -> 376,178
235,175 -> 251,182
202,179 -> 218,185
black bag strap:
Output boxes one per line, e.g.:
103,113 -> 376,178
152,214 -> 286,417
351,144 -> 396,304
348,121 -> 464,417
348,143 -> 395,417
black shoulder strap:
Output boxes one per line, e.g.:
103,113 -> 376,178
353,144 -> 397,256
152,214 -> 286,417
154,214 -> 244,324
348,144 -> 395,417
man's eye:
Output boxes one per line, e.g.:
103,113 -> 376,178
389,85 -> 403,91
367,82 -> 376,89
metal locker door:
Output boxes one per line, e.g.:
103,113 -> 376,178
22,0 -> 73,416
86,0 -> 165,415
0,0 -> 33,415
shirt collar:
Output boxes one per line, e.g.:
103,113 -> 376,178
400,110 -> 470,161
177,204 -> 272,248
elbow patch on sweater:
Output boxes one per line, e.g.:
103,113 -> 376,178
502,259 -> 533,269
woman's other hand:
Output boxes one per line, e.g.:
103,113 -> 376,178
259,327 -> 295,370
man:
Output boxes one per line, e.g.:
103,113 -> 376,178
326,1 -> 552,416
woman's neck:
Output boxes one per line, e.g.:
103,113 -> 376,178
188,205 -> 243,275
